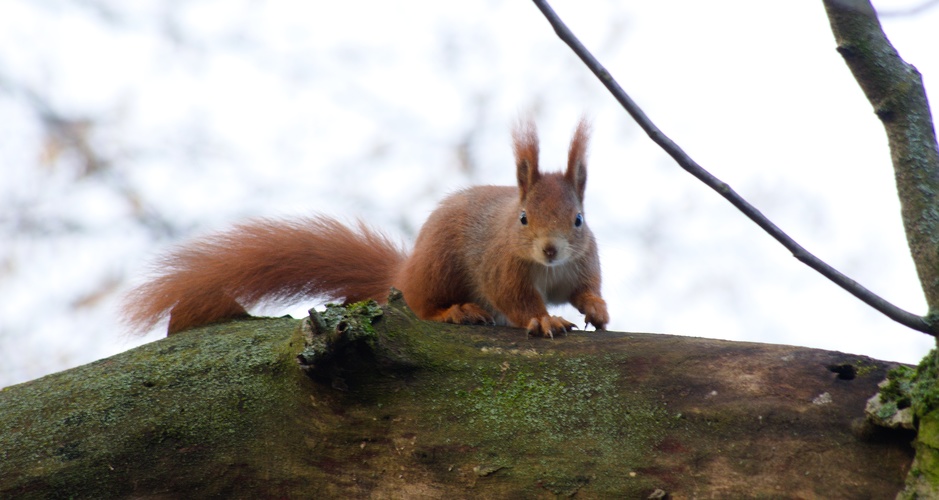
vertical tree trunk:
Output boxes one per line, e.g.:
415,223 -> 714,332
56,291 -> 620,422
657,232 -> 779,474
823,0 -> 939,322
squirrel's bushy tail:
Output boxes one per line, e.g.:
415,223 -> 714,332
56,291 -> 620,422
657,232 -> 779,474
123,216 -> 407,334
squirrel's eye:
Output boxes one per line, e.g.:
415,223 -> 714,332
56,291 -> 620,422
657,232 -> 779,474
574,213 -> 584,227
519,210 -> 528,226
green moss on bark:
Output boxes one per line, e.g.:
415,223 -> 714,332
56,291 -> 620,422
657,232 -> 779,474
0,316 -> 318,497
881,350 -> 939,497
426,353 -> 670,494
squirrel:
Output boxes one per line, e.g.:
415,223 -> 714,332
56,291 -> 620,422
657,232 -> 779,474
123,119 -> 609,338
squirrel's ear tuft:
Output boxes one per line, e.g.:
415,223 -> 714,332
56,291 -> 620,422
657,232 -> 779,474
566,117 -> 590,201
513,119 -> 540,200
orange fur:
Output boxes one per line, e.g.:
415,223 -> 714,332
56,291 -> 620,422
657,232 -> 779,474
125,218 -> 405,334
124,119 -> 608,337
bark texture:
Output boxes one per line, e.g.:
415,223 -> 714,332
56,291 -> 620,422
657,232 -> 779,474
0,298 -> 914,498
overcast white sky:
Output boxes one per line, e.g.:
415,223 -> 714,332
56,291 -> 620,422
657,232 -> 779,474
2,0 -> 939,388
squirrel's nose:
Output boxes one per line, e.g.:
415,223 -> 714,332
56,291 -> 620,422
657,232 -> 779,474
542,244 -> 558,260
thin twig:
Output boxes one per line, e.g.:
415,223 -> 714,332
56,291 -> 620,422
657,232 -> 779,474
531,0 -> 936,336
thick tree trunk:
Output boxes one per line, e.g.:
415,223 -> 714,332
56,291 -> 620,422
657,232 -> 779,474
0,297 -> 913,498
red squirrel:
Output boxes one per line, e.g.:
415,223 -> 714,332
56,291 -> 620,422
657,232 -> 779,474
123,119 -> 608,338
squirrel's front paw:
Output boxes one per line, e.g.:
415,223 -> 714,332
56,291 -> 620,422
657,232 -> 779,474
573,292 -> 608,331
525,315 -> 575,339
583,297 -> 609,331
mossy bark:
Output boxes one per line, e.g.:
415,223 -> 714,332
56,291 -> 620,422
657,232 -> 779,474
0,297 -> 914,498
876,350 -> 939,497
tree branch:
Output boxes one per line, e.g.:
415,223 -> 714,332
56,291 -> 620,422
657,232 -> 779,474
531,0 -> 937,336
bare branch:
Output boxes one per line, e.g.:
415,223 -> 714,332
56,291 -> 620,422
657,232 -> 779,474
531,0 -> 936,336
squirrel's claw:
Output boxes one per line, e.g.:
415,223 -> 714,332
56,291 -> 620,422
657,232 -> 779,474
434,303 -> 495,326
525,315 -> 575,338
581,297 -> 609,331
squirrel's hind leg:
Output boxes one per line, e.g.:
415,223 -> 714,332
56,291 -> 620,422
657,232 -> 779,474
427,303 -> 495,326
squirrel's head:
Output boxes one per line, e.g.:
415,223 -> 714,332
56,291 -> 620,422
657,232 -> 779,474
513,118 -> 592,267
